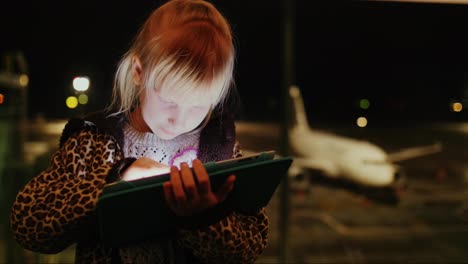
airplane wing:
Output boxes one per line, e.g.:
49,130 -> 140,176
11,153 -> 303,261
387,142 -> 442,162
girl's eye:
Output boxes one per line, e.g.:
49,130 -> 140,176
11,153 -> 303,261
158,95 -> 176,106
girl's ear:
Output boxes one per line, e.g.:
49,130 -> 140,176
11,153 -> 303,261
131,56 -> 143,86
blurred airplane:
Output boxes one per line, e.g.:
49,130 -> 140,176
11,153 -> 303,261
288,86 -> 442,189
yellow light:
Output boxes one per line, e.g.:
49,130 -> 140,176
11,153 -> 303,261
452,102 -> 463,112
0,93 -> 4,104
78,94 -> 88,104
19,74 -> 29,87
357,116 -> 368,127
66,96 -> 79,109
73,76 -> 90,91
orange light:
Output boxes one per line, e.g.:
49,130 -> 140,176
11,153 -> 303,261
452,102 -> 463,112
0,93 -> 4,104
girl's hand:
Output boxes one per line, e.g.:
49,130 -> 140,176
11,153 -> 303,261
121,157 -> 170,181
163,159 -> 236,216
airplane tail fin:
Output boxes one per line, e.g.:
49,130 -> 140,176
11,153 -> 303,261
288,85 -> 310,130
387,142 -> 442,163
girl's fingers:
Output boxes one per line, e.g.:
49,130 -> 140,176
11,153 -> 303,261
166,160 -> 235,216
215,175 -> 236,203
170,166 -> 187,205
180,163 -> 198,199
192,159 -> 211,195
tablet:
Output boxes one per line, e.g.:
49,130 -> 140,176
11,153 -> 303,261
97,151 -> 293,247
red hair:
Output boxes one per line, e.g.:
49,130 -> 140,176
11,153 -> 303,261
110,0 -> 235,116
135,0 -> 233,86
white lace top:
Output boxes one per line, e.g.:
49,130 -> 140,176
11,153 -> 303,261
122,123 -> 200,168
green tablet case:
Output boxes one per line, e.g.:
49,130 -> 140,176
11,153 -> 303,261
96,153 -> 293,247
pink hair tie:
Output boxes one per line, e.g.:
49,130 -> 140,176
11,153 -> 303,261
169,147 -> 199,168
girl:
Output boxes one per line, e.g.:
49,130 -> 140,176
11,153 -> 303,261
10,0 -> 269,263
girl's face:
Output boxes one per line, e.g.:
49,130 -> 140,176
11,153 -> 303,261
140,87 -> 213,140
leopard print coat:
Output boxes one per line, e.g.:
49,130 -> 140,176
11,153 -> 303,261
10,112 -> 269,263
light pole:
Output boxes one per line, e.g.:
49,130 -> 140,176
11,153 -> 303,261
279,0 -> 295,262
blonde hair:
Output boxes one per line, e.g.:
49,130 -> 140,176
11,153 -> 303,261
107,0 -> 235,118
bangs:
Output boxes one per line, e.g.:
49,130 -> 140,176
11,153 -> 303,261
150,62 -> 228,106
141,19 -> 234,107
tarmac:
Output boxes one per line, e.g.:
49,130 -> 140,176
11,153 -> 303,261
1,120 -> 468,263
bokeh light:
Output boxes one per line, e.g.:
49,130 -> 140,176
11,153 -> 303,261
357,116 -> 368,127
359,98 -> 370,109
73,76 -> 90,92
66,96 -> 79,109
19,74 -> 29,87
78,94 -> 88,104
451,102 -> 463,112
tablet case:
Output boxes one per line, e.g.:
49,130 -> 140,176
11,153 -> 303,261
96,153 -> 293,247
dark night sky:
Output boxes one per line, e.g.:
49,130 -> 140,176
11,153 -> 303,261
2,0 -> 468,124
